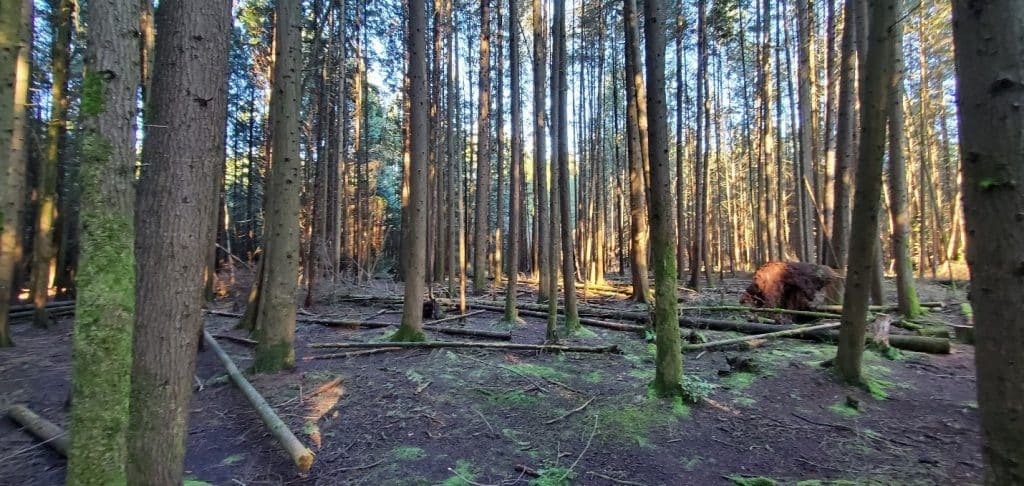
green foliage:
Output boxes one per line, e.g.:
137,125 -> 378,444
721,372 -> 757,391
391,446 -> 425,461
405,369 -> 428,385
391,325 -> 427,342
440,459 -> 479,486
80,70 -> 106,116
529,466 -> 574,485
679,375 -> 716,403
220,453 -> 246,466
183,480 -> 217,486
583,371 -> 603,383
829,402 -> 861,417
512,363 -> 570,381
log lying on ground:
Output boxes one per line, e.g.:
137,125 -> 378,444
308,341 -> 621,354
469,303 -> 644,332
205,309 -> 511,340
8,304 -> 76,321
814,302 -> 945,313
679,305 -> 842,320
9,300 -> 75,313
678,316 -> 950,354
6,404 -> 69,456
203,331 -> 315,473
683,322 -> 842,351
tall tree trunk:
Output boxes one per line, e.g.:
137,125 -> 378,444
952,0 -> 1024,482
65,0 -> 139,478
835,0 -> 897,384
552,0 -> 578,332
689,0 -> 708,290
493,0 -> 505,287
30,0 -> 74,327
253,0 -> 302,373
796,0 -> 818,263
643,0 -> 682,397
885,11 -> 921,318
533,0 -> 551,305
0,0 -> 32,347
503,0 -> 522,324
395,0 -> 430,342
127,0 -> 231,481
624,0 -> 650,303
473,0 -> 492,292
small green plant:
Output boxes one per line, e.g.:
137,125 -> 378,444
440,460 -> 479,486
530,466 -> 574,485
391,445 -> 426,460
829,402 -> 860,417
680,375 -> 716,403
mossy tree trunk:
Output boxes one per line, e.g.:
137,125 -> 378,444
65,0 -> 140,478
835,0 -> 897,384
642,0 -> 682,397
951,0 -> 1024,482
30,0 -> 74,328
0,0 -> 32,348
394,0 -> 429,343
253,0 -> 302,373
127,0 -> 231,481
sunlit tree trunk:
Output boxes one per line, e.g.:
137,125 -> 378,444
65,0 -> 139,477
624,0 -> 650,303
552,0 -> 579,332
835,0 -> 897,384
503,0 -> 522,324
473,0 -> 492,292
128,0 -> 231,480
395,0 -> 429,342
533,0 -> 551,305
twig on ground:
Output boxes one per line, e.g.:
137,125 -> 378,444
560,414 -> 598,482
545,397 -> 596,425
447,467 -> 496,486
585,471 -> 647,486
795,456 -> 860,474
304,377 -> 343,400
334,458 -> 385,472
306,348 -> 403,360
471,407 -> 497,436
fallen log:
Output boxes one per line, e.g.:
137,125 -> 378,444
682,322 -> 842,351
8,304 -> 76,321
203,331 -> 315,473
425,310 -> 487,325
470,303 -> 644,332
6,404 -> 69,456
678,316 -> 950,354
308,341 -> 621,354
8,300 -> 75,313
678,305 -> 841,320
206,309 -> 511,340
305,348 -> 404,360
211,333 -> 258,346
814,302 -> 945,313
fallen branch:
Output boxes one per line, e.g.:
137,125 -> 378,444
514,464 -> 541,477
206,309 -> 511,340
678,316 -> 950,354
473,303 -> 644,332
682,322 -> 842,351
305,347 -> 404,360
560,414 -> 598,482
308,341 -> 621,354
585,471 -> 647,486
5,405 -> 68,457
545,397 -> 596,425
425,310 -> 487,326
814,302 -> 945,313
203,331 -> 315,473
211,333 -> 258,346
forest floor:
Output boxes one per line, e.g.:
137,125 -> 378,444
0,273 -> 981,485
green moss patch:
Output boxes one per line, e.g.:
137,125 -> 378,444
440,459 -> 479,486
391,445 -> 426,461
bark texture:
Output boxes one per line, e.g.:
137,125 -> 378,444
127,0 -> 231,481
951,0 -> 1024,482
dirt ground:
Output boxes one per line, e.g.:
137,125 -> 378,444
0,274 -> 981,485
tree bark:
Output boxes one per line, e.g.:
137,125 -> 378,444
503,0 -> 522,324
827,0 -> 858,290
551,0 -> 579,333
65,0 -> 139,479
29,0 -> 74,328
253,0 -> 303,373
532,0 -> 551,305
835,0 -> 897,384
127,0 -> 231,481
885,24 -> 922,317
624,0 -> 650,304
473,0 -> 492,292
643,0 -> 683,397
951,0 -> 1024,481
0,0 -> 31,348
395,0 -> 429,342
